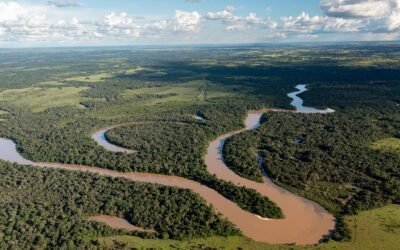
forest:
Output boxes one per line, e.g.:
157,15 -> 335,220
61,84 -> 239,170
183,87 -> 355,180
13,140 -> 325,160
224,106 -> 400,239
0,162 -> 239,248
0,43 -> 399,247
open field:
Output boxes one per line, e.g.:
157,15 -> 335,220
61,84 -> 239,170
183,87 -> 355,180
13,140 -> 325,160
320,205 -> 400,250
92,80 -> 245,119
97,205 -> 400,250
96,235 -> 282,250
371,138 -> 400,154
122,80 -> 240,103
64,72 -> 114,83
0,86 -> 90,112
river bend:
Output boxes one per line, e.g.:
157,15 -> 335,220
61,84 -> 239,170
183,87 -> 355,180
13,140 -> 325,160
0,85 -> 336,245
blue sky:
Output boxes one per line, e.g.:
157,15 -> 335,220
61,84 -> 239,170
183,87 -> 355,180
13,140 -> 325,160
81,0 -> 323,19
0,0 -> 399,46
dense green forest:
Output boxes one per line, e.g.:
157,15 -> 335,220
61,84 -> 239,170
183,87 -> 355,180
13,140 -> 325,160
0,44 -> 399,247
0,101 -> 281,218
224,106 -> 400,239
0,162 -> 239,248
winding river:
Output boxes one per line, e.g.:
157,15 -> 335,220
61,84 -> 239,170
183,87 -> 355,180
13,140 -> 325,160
0,85 -> 336,245
288,84 -> 335,113
92,127 -> 136,154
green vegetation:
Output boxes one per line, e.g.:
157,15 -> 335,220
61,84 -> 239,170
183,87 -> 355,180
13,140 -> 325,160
319,205 -> 400,250
0,44 -> 399,248
106,119 -> 283,219
0,87 -> 90,112
97,205 -> 400,249
223,131 -> 264,182
0,162 -> 238,249
371,137 -> 400,154
224,107 -> 400,240
65,72 -> 114,83
97,235 -> 278,250
93,80 -> 246,119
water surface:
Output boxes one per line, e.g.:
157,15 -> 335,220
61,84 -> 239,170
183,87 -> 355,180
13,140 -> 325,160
92,127 -> 136,154
0,111 -> 335,244
288,85 -> 335,113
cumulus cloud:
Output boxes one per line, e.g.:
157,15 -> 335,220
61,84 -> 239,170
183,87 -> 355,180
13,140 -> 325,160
387,9 -> 400,30
145,10 -> 201,34
0,0 -> 398,45
96,12 -> 141,38
0,1 -> 204,44
0,1 -> 42,22
282,12 -> 362,34
173,10 -> 201,32
205,6 -> 277,31
321,0 -> 397,18
320,0 -> 400,32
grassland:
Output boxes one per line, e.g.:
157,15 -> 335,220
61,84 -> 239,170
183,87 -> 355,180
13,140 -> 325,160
371,138 -> 400,154
64,72 -> 114,82
97,205 -> 400,250
0,86 -> 90,112
93,80 -> 245,119
122,80 -> 238,102
320,205 -> 400,250
63,67 -> 147,83
35,81 -> 66,86
96,235 -> 284,250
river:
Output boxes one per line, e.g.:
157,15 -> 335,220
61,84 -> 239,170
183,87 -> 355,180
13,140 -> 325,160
288,84 -> 335,113
0,85 -> 336,245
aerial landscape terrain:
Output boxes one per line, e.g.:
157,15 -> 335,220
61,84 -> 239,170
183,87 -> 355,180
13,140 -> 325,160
0,0 -> 400,249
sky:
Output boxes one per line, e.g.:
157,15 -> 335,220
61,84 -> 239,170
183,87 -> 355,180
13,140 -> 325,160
0,0 -> 399,47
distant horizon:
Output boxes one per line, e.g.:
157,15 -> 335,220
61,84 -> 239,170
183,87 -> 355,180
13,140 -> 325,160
1,40 -> 399,50
0,0 -> 399,47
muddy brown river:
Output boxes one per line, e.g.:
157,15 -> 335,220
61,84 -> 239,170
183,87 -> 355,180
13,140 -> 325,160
1,85 -> 338,245
0,110 -> 335,245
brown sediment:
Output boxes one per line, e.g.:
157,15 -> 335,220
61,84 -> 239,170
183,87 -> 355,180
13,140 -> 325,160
88,215 -> 156,232
205,111 -> 335,244
0,110 -> 335,245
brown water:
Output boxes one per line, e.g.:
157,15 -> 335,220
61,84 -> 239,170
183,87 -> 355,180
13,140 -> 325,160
0,111 -> 335,245
88,215 -> 155,232
205,111 -> 335,244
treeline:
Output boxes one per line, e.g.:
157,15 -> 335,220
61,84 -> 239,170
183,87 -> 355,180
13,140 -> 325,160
223,106 -> 400,240
0,101 -> 282,218
222,131 -> 263,182
105,107 -> 283,219
300,81 -> 400,109
0,162 -> 239,249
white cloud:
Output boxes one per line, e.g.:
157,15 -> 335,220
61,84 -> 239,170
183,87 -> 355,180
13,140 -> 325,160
387,9 -> 400,30
282,12 -> 362,33
0,1 -> 398,45
0,1 -> 45,22
321,0 -> 400,32
145,10 -> 201,34
96,12 -> 141,38
321,0 -> 398,18
173,10 -> 201,32
205,6 -> 277,31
